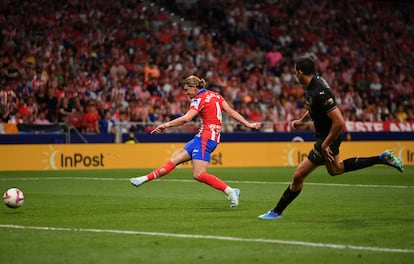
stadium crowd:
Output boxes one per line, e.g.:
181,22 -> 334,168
0,0 -> 413,134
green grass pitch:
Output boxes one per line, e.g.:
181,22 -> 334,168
1,166 -> 413,264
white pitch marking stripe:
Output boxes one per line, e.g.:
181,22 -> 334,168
0,224 -> 413,254
1,177 -> 413,189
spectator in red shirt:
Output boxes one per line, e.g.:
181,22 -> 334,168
31,66 -> 47,93
248,105 -> 263,122
82,101 -> 100,133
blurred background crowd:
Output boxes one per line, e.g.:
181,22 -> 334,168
0,0 -> 413,135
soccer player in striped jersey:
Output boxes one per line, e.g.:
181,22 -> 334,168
130,75 -> 262,208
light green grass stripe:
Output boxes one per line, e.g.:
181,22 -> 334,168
1,224 -> 413,254
1,177 -> 413,189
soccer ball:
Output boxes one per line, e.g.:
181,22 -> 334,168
3,188 -> 24,209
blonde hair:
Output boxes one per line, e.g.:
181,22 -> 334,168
183,75 -> 207,89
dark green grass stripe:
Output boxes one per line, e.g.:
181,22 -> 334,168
1,224 -> 413,254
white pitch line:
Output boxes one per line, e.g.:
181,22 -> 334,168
0,177 -> 413,189
0,224 -> 413,254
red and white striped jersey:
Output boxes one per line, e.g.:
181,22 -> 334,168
190,89 -> 224,143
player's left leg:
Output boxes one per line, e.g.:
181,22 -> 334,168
327,150 -> 404,175
193,160 -> 225,189
379,149 -> 404,172
323,139 -> 383,176
192,159 -> 240,208
191,137 -> 240,208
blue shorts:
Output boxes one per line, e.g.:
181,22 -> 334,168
184,136 -> 218,162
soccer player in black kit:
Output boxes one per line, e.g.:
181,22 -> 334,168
258,57 -> 404,220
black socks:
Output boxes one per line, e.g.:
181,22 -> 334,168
272,156 -> 384,214
274,186 -> 302,214
343,156 -> 382,172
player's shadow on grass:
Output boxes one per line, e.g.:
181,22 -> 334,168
134,206 -> 237,212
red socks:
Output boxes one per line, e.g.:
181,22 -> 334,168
196,172 -> 227,191
146,161 -> 227,192
147,160 -> 176,180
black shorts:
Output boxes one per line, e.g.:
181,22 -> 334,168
308,136 -> 342,165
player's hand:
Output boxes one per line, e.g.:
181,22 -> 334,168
323,146 -> 334,162
248,122 -> 262,130
150,123 -> 168,134
290,120 -> 302,130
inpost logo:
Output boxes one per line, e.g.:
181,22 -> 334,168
43,146 -> 105,170
281,143 -> 307,166
394,143 -> 413,164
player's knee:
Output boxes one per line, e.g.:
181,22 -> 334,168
327,162 -> 345,176
292,174 -> 305,186
193,172 -> 204,180
327,168 -> 343,176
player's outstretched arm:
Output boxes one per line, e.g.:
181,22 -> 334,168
150,109 -> 198,134
291,110 -> 311,130
222,100 -> 262,130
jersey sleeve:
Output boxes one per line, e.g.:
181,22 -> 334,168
190,97 -> 203,112
321,88 -> 337,113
